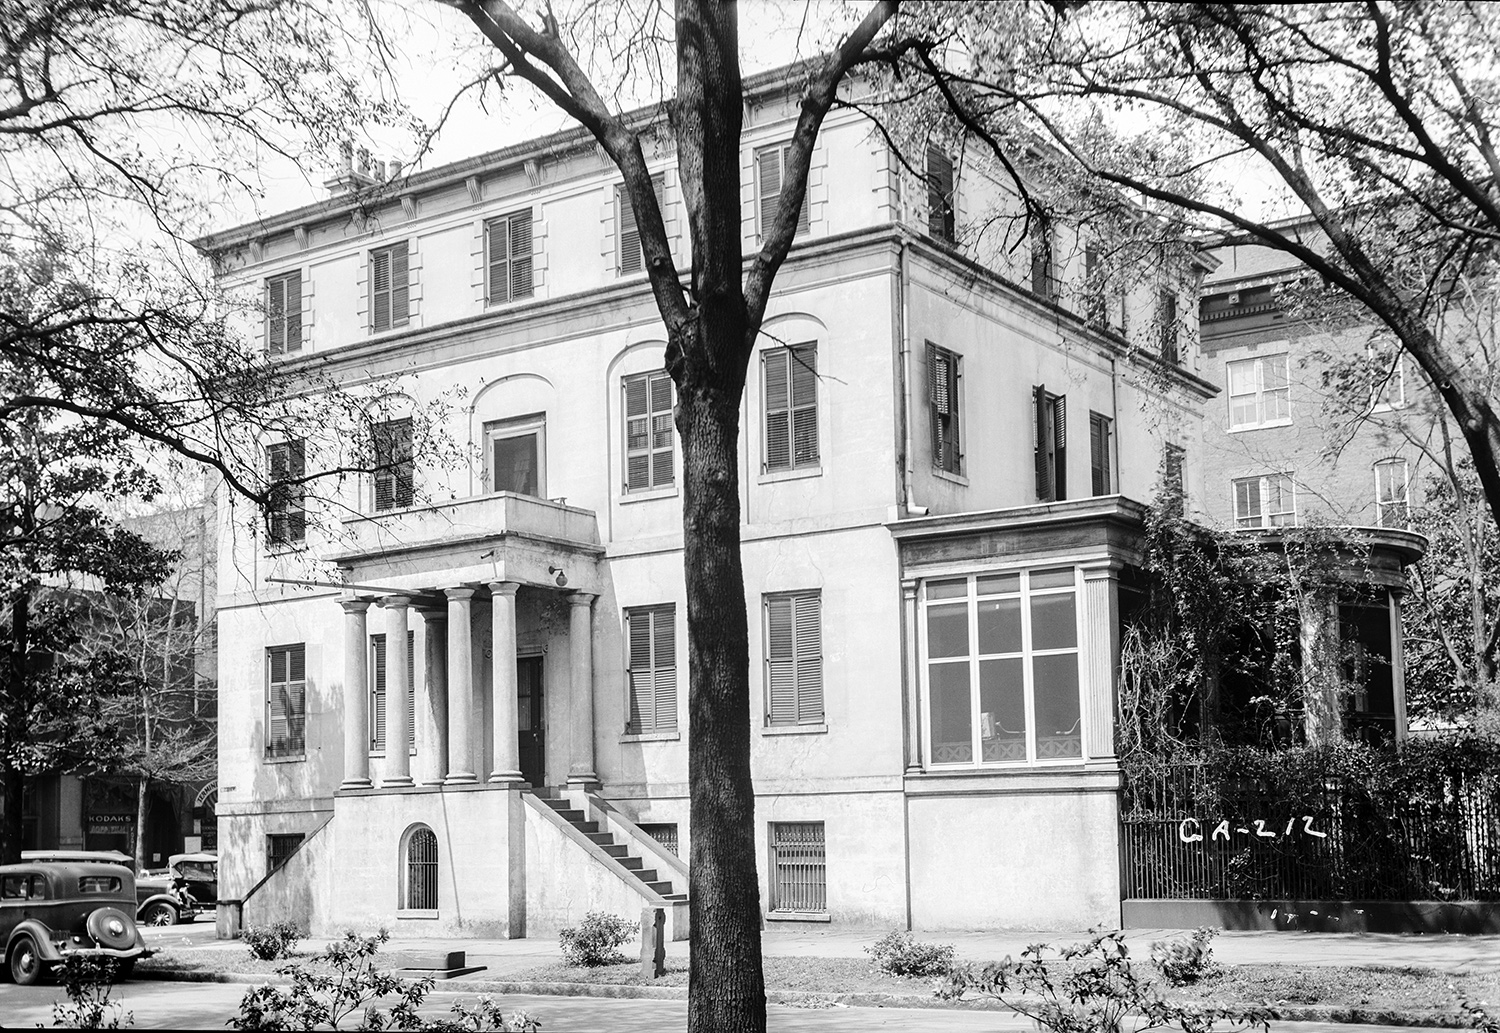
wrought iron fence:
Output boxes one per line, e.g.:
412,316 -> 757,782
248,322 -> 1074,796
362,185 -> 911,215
1121,759 -> 1500,901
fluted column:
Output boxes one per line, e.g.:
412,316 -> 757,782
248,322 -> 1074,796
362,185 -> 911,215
417,606 -> 449,784
489,582 -> 523,784
567,592 -> 599,788
340,598 -> 372,790
383,595 -> 414,787
444,588 -> 478,784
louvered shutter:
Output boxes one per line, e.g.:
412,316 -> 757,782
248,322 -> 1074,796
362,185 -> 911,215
267,276 -> 287,355
650,373 -> 674,487
624,375 -> 651,490
391,242 -> 410,326
618,184 -> 641,274
764,350 -> 792,470
370,635 -> 386,749
508,211 -> 533,299
286,440 -> 306,542
487,218 -> 510,302
284,270 -> 302,352
627,611 -> 651,733
930,346 -> 959,472
1034,385 -> 1052,501
1053,395 -> 1067,502
371,249 -> 391,331
758,147 -> 782,237
406,629 -> 416,756
791,146 -> 811,234
766,596 -> 797,725
652,607 -> 676,732
1090,413 -> 1111,496
926,150 -> 955,241
268,647 -> 288,747
287,645 -> 306,752
266,443 -> 288,543
790,344 -> 818,466
793,594 -> 823,724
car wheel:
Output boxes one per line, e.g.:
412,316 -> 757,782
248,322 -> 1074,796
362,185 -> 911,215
140,901 -> 177,927
9,936 -> 45,986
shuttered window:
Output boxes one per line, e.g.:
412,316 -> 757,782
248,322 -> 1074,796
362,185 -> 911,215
1033,386 -> 1067,502
929,344 -> 961,474
764,592 -> 823,727
1030,215 -> 1056,299
763,343 -> 818,472
486,209 -> 535,304
265,439 -> 306,545
925,148 -> 955,242
266,271 -> 302,354
369,242 -> 410,333
618,174 -> 666,275
372,418 -> 414,512
625,605 -> 677,735
623,371 -> 675,492
769,822 -> 826,913
266,645 -> 306,759
1089,412 -> 1112,497
1159,289 -> 1179,364
369,630 -> 415,753
755,143 -> 811,240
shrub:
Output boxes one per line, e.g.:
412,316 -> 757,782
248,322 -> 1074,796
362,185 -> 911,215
1151,926 -> 1218,985
51,956 -> 132,1030
865,930 -> 956,978
243,920 -> 302,961
558,911 -> 636,967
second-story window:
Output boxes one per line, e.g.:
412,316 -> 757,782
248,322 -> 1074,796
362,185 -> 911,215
929,344 -> 961,475
1374,458 -> 1410,528
1034,386 -> 1067,502
370,242 -> 410,333
266,270 -> 302,355
486,209 -> 535,304
266,644 -> 306,760
626,604 -> 677,735
372,418 -> 414,512
265,439 -> 306,546
624,372 -> 674,492
925,148 -> 956,243
763,343 -> 818,472
755,143 -> 811,240
765,591 -> 823,727
1233,472 -> 1296,528
617,174 -> 666,276
486,414 -> 545,497
1089,412 -> 1112,496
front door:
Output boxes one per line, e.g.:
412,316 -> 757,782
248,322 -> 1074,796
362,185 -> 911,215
517,656 -> 545,786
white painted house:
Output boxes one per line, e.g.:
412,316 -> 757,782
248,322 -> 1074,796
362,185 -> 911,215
199,68 -> 1216,937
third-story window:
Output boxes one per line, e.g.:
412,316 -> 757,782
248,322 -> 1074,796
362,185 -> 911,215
929,344 -> 961,474
764,592 -> 823,727
925,147 -> 955,242
1089,412 -> 1112,496
1158,289 -> 1179,364
486,209 -> 535,304
617,174 -> 666,276
266,270 -> 302,354
1233,472 -> 1296,528
265,439 -> 306,546
1033,386 -> 1067,502
1227,354 -> 1291,429
369,242 -> 410,333
372,418 -> 414,512
624,372 -> 674,492
266,644 -> 306,760
1030,214 -> 1057,299
755,143 -> 811,239
1375,458 -> 1410,528
763,343 -> 818,472
626,605 -> 677,735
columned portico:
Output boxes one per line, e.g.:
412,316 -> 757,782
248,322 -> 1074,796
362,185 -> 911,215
489,581 -> 524,784
382,596 -> 414,788
566,592 -> 599,788
340,599 -> 373,791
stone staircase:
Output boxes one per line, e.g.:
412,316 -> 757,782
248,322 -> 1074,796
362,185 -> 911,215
531,788 -> 688,906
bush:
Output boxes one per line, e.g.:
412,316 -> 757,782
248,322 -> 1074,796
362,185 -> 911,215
1151,926 -> 1218,985
243,920 -> 302,961
865,930 -> 956,978
52,956 -> 132,1030
558,911 -> 636,967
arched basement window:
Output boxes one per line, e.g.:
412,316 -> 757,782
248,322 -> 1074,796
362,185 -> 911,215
402,825 -> 438,912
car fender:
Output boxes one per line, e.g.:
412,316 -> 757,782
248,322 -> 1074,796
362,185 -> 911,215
6,919 -> 64,962
136,892 -> 181,917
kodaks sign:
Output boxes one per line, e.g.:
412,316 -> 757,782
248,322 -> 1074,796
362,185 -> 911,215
1177,816 -> 1330,843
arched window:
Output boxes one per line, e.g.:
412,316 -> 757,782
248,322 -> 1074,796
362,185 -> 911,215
402,825 -> 438,911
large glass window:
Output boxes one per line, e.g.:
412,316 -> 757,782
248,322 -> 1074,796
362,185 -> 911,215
1233,472 -> 1296,528
1374,458 -> 1410,528
1226,354 -> 1291,429
485,414 -> 545,497
266,644 -> 306,759
922,569 -> 1083,767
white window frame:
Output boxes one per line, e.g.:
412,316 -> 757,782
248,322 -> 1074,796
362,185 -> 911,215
265,644 -> 306,761
1370,350 -> 1408,412
1226,353 -> 1292,431
622,372 -> 674,494
484,413 -> 547,498
918,568 -> 1086,770
1374,458 -> 1411,528
1232,472 -> 1297,528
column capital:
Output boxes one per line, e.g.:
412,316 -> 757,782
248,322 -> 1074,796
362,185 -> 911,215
340,597 -> 371,614
444,586 -> 478,602
901,579 -> 918,600
568,591 -> 597,608
489,581 -> 521,599
415,604 -> 447,619
381,594 -> 412,609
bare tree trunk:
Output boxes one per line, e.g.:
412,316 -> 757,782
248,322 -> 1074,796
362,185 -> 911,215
2,592 -> 30,864
134,775 -> 150,871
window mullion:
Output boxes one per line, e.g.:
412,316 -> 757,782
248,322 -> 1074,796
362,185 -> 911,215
1021,572 -> 1038,765
918,585 -> 931,770
968,577 -> 981,767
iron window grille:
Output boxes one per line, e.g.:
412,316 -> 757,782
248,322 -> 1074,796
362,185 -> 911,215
404,826 -> 439,910
267,833 -> 305,872
769,822 -> 826,913
637,823 -> 679,857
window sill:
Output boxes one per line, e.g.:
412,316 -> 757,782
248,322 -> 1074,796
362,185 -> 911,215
762,723 -> 827,736
766,910 -> 830,923
620,485 -> 679,505
759,464 -> 822,484
368,322 -> 413,336
1226,419 -> 1293,434
264,543 -> 308,558
932,468 -> 969,486
397,909 -> 438,920
620,731 -> 680,744
369,751 -> 386,759
263,753 -> 305,765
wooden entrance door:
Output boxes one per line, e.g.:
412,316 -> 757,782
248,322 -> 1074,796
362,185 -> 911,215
517,656 -> 545,786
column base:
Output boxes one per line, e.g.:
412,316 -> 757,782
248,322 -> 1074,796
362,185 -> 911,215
566,771 -> 601,790
339,778 -> 373,791
382,776 -> 415,788
443,772 -> 479,786
488,770 -> 525,784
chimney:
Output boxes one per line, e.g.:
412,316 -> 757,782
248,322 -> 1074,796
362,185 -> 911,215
325,138 -> 379,198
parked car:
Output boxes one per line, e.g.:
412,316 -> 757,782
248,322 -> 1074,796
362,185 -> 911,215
20,850 -> 193,926
0,862 -> 149,985
167,852 -> 217,912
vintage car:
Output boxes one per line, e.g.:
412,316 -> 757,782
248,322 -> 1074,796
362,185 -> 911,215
0,862 -> 149,985
20,850 -> 194,926
167,852 -> 217,912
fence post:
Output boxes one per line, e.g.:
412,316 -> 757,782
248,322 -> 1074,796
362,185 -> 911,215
639,907 -> 665,979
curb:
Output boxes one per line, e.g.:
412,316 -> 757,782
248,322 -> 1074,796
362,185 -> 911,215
132,969 -> 1481,1026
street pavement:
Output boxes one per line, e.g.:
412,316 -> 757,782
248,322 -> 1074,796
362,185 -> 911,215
0,980 -> 1474,1032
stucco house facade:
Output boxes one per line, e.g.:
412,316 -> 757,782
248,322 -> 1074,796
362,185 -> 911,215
200,72 -> 1217,936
